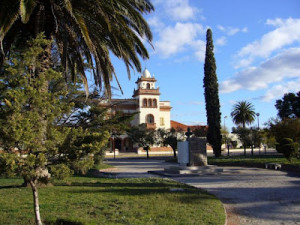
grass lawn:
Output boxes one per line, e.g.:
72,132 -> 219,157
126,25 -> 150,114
0,176 -> 225,225
208,155 -> 300,170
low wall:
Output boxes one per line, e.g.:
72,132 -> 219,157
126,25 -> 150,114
137,147 -> 174,155
105,149 -> 119,156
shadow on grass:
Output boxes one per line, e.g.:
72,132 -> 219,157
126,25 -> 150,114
65,186 -> 211,196
45,218 -> 84,225
0,184 -> 25,189
55,179 -> 182,189
57,180 -> 217,200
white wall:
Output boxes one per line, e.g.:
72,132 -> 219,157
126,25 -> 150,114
158,110 -> 171,129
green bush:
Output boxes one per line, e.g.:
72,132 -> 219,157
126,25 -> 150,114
0,153 -> 18,177
71,157 -> 94,175
276,138 -> 300,161
49,164 -> 73,180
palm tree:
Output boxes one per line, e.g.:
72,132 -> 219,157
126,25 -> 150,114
231,101 -> 256,156
231,101 -> 256,128
0,0 -> 154,97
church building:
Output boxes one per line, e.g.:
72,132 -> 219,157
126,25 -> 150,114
99,68 -> 172,152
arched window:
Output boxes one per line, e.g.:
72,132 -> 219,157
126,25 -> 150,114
153,99 -> 157,107
148,99 -> 152,107
146,114 -> 154,124
146,83 -> 150,89
143,99 -> 147,107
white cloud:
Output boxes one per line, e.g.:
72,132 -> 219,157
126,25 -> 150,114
236,18 -> 300,68
220,47 -> 300,93
262,79 -> 300,102
147,16 -> 165,31
216,36 -> 227,46
217,25 -> 248,36
192,40 -> 206,62
155,22 -> 205,59
154,0 -> 200,21
217,25 -> 226,32
229,100 -> 238,105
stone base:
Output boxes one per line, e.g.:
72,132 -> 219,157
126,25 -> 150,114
149,165 -> 223,177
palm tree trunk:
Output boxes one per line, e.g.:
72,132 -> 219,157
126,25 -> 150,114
29,180 -> 42,225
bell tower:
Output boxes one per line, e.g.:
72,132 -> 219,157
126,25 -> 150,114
133,68 -> 160,129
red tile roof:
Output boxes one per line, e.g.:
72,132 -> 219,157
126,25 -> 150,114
171,120 -> 207,131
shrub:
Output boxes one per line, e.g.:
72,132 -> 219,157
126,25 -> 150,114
0,153 -> 18,177
49,164 -> 73,180
71,157 -> 94,175
276,138 -> 300,161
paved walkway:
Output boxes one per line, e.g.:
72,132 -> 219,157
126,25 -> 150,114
106,158 -> 300,225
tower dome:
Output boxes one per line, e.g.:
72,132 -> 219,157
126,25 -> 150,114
142,68 -> 151,78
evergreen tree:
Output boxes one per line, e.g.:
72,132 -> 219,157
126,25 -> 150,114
127,124 -> 155,159
156,128 -> 184,158
275,91 -> 300,119
203,29 -> 222,157
0,35 -> 130,225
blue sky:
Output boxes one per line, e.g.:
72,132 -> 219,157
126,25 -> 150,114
106,0 -> 300,131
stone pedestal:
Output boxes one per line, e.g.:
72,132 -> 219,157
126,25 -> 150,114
178,141 -> 189,165
177,137 -> 207,166
149,137 -> 221,177
189,137 -> 207,166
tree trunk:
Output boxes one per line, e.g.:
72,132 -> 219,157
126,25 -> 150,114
146,147 -> 149,159
29,180 -> 42,225
173,148 -> 177,158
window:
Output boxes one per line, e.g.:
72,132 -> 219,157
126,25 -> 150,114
146,83 -> 150,89
153,99 -> 157,107
160,117 -> 165,126
148,99 -> 152,107
143,99 -> 147,107
146,114 -> 154,124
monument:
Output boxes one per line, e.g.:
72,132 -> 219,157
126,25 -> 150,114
178,128 -> 207,166
149,128 -> 223,176
160,128 -> 222,176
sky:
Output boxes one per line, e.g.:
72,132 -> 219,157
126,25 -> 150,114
105,0 -> 300,131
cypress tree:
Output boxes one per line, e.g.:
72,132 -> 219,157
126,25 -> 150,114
203,29 -> 222,157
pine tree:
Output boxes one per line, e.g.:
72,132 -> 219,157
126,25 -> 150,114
0,35 -> 118,224
203,29 -> 222,157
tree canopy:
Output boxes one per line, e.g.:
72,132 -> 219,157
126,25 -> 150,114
0,35 -> 135,225
275,91 -> 300,119
0,0 -> 154,97
231,101 -> 256,128
127,124 -> 155,159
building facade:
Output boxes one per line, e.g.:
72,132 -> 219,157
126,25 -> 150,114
100,68 -> 172,152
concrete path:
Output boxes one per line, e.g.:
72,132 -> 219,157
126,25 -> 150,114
106,158 -> 300,225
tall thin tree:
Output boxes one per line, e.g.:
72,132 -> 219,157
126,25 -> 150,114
203,29 -> 222,157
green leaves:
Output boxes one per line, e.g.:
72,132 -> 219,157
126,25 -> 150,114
1,0 -> 154,98
203,28 -> 221,157
231,101 -> 256,128
275,92 -> 300,119
276,138 -> 300,161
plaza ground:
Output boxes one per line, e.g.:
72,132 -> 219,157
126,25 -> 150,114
106,157 -> 300,225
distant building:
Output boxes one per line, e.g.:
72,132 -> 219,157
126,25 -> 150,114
100,68 -> 172,152
100,68 -> 208,153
